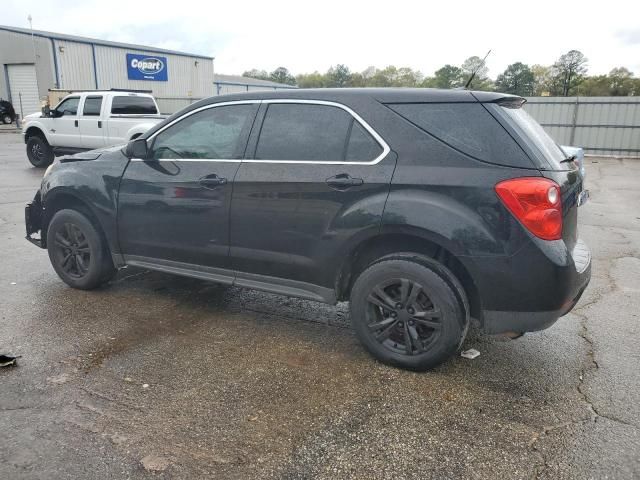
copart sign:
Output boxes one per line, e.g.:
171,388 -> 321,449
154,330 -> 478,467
126,53 -> 168,81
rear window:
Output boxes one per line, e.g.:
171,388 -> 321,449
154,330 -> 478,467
388,103 -> 533,168
111,96 -> 157,115
496,105 -> 567,170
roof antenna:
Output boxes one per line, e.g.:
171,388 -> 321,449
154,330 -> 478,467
464,49 -> 492,89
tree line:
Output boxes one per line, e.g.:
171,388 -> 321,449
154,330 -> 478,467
243,50 -> 640,97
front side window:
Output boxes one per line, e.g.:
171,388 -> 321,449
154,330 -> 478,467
111,96 -> 158,115
56,97 -> 80,116
82,96 -> 103,116
150,104 -> 256,160
255,103 -> 382,162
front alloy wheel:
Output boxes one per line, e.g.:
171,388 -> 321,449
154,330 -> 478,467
52,222 -> 92,279
47,209 -> 115,289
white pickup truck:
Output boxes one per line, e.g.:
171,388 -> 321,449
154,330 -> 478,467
22,90 -> 167,167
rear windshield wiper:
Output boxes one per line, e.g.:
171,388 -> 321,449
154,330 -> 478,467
560,154 -> 577,164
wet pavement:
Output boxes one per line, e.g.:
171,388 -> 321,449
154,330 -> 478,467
1,132 -> 639,479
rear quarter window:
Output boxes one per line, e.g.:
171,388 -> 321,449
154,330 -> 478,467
111,96 -> 158,115
387,103 -> 534,168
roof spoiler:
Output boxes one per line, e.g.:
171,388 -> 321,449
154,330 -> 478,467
493,96 -> 527,109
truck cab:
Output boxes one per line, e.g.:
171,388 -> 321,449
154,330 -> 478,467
22,90 -> 165,167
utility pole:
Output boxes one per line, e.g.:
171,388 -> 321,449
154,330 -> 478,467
28,15 -> 41,107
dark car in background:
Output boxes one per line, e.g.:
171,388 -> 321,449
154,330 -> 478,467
24,88 -> 591,370
1,99 -> 17,124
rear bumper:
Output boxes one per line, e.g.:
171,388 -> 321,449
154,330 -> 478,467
470,238 -> 592,334
25,193 -> 45,248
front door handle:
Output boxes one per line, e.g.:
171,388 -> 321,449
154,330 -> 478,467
74,120 -> 78,127
199,174 -> 227,189
326,174 -> 364,190
98,120 -> 102,128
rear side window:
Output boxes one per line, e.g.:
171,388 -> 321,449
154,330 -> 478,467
346,121 -> 383,162
83,96 -> 102,116
255,103 -> 383,162
111,96 -> 158,115
388,103 -> 533,168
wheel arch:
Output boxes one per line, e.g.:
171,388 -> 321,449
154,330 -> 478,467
335,230 -> 482,322
42,190 -> 109,251
25,125 -> 48,142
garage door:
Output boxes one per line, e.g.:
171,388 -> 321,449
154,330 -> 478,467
7,64 -> 40,118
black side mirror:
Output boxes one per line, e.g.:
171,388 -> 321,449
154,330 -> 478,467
126,138 -> 149,159
42,105 -> 51,117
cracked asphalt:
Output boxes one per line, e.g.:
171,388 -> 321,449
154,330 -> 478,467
1,132 -> 639,479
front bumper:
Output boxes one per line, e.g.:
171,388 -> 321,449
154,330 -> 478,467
25,193 -> 44,248
473,238 -> 592,334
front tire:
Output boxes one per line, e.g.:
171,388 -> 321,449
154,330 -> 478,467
2,114 -> 12,124
350,258 -> 468,371
46,209 -> 116,289
26,135 -> 54,168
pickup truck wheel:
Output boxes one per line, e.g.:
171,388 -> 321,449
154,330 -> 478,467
26,136 -> 54,168
47,209 -> 115,290
2,114 -> 12,124
350,258 -> 467,371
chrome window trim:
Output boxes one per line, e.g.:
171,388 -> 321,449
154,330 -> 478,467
138,99 -> 390,166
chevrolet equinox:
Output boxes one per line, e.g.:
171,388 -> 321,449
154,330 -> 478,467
25,89 -> 591,370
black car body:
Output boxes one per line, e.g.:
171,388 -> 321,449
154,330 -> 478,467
1,99 -> 17,124
25,88 -> 591,370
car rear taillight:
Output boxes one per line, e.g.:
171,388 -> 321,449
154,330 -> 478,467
495,177 -> 562,240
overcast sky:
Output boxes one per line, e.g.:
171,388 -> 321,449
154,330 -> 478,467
4,0 -> 640,77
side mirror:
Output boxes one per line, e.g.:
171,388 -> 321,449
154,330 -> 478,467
126,138 -> 149,159
42,105 -> 51,117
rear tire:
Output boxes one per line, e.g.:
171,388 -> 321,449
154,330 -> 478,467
26,135 -> 54,168
350,258 -> 468,371
2,114 -> 12,125
46,209 -> 116,290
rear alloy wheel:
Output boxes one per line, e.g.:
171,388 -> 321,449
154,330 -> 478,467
26,135 -> 54,168
47,209 -> 115,289
350,258 -> 467,371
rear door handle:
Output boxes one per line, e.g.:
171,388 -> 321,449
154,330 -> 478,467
326,174 -> 364,190
98,121 -> 102,128
199,174 -> 227,188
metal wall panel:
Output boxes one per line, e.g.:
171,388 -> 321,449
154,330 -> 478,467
0,29 -> 56,101
7,64 -> 40,117
94,45 -> 214,98
525,97 -> 640,157
54,40 -> 95,89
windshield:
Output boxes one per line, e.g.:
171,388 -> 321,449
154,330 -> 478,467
498,105 -> 568,169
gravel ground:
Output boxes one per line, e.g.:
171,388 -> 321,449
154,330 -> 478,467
1,133 -> 639,479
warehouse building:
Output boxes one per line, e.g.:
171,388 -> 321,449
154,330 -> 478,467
214,73 -> 297,95
0,25 -> 214,118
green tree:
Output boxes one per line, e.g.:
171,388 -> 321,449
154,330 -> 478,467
550,50 -> 588,96
269,67 -> 297,85
461,56 -> 493,91
242,69 -> 270,81
531,64 -> 553,96
296,71 -> 326,88
424,65 -> 464,89
326,64 -> 352,87
495,62 -> 535,96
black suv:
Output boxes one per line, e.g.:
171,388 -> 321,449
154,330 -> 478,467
25,89 -> 591,370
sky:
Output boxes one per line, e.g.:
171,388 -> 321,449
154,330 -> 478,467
3,0 -> 640,78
